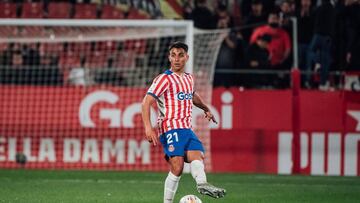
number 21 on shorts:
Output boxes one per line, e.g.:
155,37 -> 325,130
166,132 -> 178,144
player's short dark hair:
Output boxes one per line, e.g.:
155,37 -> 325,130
168,41 -> 188,53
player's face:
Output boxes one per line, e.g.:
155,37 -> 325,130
168,48 -> 189,73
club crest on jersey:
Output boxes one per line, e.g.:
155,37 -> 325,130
177,92 -> 193,100
168,145 -> 175,152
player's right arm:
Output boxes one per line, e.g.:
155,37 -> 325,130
142,73 -> 169,146
141,94 -> 158,146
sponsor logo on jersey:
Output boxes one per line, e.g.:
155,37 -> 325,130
177,92 -> 193,100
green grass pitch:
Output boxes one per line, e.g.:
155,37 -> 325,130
0,169 -> 359,203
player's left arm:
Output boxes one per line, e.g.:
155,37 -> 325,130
193,92 -> 218,124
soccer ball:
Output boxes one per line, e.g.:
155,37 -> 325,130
179,195 -> 202,203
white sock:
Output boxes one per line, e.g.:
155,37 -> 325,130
164,172 -> 181,203
190,160 -> 207,185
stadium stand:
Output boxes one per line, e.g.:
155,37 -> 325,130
100,4 -> 125,19
0,0 -> 357,90
21,2 -> 44,19
73,3 -> 98,19
127,7 -> 150,19
47,2 -> 72,19
0,2 -> 18,18
84,50 -> 108,69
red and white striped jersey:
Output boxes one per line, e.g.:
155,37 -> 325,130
147,69 -> 194,134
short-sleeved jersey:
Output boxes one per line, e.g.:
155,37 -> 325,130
147,69 -> 194,134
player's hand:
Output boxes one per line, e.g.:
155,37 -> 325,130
204,111 -> 218,124
145,127 -> 158,146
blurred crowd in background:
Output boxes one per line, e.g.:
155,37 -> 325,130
180,0 -> 359,90
0,0 -> 359,90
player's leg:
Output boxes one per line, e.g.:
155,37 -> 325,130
187,150 -> 226,198
160,129 -> 188,203
184,128 -> 226,198
164,156 -> 184,203
186,151 -> 206,184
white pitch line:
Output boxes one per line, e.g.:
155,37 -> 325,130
0,177 -> 163,185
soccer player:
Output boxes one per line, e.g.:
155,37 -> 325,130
141,41 -> 226,203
